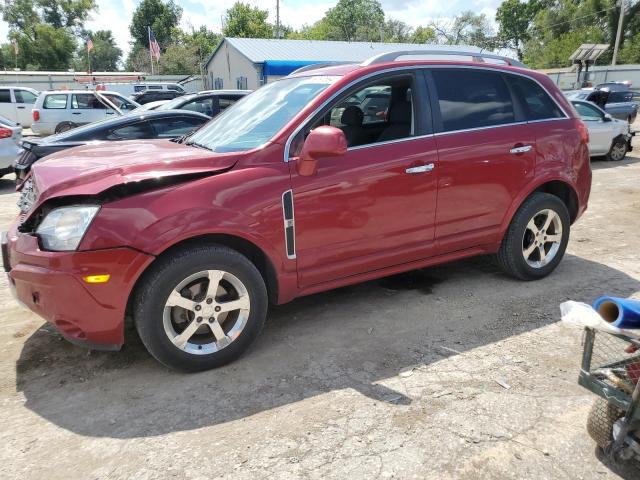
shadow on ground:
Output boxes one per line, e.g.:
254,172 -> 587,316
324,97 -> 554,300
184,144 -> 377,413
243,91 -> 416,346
14,253 -> 640,441
0,177 -> 16,195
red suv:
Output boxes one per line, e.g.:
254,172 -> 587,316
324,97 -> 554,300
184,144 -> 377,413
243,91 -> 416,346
4,51 -> 591,371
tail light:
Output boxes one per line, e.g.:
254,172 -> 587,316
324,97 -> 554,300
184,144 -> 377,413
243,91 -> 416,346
0,127 -> 11,139
576,119 -> 589,144
33,109 -> 40,122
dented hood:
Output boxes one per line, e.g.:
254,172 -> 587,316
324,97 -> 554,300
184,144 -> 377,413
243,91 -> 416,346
30,139 -> 239,201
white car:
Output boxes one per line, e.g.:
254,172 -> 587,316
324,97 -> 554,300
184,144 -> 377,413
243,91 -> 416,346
570,99 -> 634,161
95,82 -> 186,98
0,114 -> 22,178
0,86 -> 39,127
31,90 -> 140,135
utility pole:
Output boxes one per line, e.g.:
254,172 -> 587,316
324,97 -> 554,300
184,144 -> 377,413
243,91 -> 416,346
612,0 -> 625,66
275,0 -> 281,39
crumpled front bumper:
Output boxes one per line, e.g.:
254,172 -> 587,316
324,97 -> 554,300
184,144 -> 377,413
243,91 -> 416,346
3,220 -> 154,349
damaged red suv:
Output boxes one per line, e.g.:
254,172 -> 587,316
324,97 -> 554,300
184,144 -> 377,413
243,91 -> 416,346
4,51 -> 591,371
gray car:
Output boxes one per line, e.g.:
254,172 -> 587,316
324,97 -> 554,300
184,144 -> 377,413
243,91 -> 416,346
0,114 -> 21,178
566,88 -> 639,123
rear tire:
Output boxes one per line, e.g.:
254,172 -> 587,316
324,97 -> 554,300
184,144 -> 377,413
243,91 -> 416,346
587,398 -> 624,450
606,136 -> 627,162
496,192 -> 570,280
134,243 -> 268,372
54,122 -> 77,134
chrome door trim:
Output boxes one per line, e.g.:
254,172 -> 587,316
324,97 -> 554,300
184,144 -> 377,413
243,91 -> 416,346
406,163 -> 435,174
281,189 -> 296,260
510,145 -> 533,154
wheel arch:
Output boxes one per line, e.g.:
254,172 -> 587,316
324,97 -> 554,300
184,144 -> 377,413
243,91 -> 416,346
126,233 -> 281,319
500,178 -> 579,242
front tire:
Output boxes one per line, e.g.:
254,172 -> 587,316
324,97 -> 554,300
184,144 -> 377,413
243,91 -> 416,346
607,137 -> 627,162
134,244 -> 268,372
497,192 -> 570,280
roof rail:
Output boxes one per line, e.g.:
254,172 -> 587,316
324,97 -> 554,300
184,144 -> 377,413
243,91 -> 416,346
360,50 -> 526,68
289,62 -> 355,76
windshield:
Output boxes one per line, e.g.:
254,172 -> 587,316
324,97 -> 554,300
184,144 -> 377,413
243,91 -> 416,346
187,76 -> 340,153
158,95 -> 195,111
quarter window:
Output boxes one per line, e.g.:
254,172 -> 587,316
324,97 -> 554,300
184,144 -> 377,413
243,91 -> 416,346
43,94 -> 68,109
0,90 -> 10,103
432,69 -> 515,132
505,75 -> 564,121
107,122 -> 151,140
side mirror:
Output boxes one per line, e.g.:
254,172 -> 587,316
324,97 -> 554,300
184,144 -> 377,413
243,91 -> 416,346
603,114 -> 613,122
297,126 -> 347,177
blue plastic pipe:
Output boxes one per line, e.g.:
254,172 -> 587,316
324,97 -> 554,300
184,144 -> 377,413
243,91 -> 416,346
593,296 -> 640,329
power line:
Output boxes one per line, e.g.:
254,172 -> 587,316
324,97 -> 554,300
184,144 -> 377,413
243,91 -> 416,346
538,6 -> 618,31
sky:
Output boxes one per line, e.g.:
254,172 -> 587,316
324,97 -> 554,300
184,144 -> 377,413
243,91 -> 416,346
0,0 -> 503,59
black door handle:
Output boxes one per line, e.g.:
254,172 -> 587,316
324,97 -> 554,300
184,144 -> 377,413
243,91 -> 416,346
17,106 -> 25,109
71,112 -> 81,115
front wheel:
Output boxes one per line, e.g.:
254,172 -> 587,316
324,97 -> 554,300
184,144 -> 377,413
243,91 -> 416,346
134,244 -> 268,372
496,192 -> 570,280
607,137 -> 628,162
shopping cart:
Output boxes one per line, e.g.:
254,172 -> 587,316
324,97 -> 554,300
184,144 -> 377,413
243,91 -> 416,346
579,328 -> 640,462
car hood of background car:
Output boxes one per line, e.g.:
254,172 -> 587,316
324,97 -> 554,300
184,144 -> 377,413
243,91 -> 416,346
29,139 -> 240,201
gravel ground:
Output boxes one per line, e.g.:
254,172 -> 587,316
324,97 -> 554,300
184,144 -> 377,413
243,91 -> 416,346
1,125 -> 639,479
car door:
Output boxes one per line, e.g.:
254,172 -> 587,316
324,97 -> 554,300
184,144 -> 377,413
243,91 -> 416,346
288,71 -> 439,288
427,68 -> 537,254
70,93 -> 107,125
572,101 -> 612,155
13,89 -> 38,127
0,89 -> 16,123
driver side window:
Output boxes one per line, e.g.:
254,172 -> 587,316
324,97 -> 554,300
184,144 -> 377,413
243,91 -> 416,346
290,75 -> 416,156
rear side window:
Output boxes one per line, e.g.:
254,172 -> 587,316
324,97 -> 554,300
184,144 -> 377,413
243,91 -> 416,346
107,122 -> 152,140
0,90 -> 11,103
43,94 -> 68,109
608,91 -> 633,103
181,97 -> 219,117
14,90 -> 37,104
72,94 -> 105,109
150,116 -> 206,138
505,75 -> 564,121
432,69 -> 515,132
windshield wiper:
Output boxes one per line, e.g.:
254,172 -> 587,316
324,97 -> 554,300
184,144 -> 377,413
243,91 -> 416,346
184,140 -> 213,151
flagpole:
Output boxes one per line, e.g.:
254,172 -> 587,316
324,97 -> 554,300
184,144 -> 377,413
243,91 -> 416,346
87,44 -> 91,73
148,26 -> 155,75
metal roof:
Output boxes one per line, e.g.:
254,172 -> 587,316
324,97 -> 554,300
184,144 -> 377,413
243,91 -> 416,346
206,37 -> 482,67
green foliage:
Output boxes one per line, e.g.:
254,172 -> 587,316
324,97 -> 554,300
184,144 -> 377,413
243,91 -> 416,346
0,0 -> 96,70
496,0 -> 546,60
619,32 -> 640,64
431,11 -> 500,50
158,27 -> 220,75
129,0 -> 182,48
75,30 -> 122,71
222,2 -> 272,38
410,26 -> 437,44
323,0 -> 385,42
383,19 -> 412,43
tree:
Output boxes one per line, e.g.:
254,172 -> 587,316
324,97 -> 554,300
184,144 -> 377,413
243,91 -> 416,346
431,11 -> 500,50
0,0 -> 96,70
383,19 -> 412,43
323,0 -> 385,42
410,26 -> 437,44
619,32 -> 640,64
222,2 -> 272,38
158,26 -> 220,75
496,0 -> 546,60
129,0 -> 182,49
75,30 -> 121,71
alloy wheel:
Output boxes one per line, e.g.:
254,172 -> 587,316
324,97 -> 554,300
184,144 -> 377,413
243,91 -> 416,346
521,209 -> 563,269
610,141 -> 627,161
162,270 -> 250,355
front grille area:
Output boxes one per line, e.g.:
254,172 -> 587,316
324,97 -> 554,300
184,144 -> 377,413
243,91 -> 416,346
17,177 -> 38,215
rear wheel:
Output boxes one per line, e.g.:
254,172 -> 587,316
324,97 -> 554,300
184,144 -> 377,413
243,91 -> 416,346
497,192 -> 570,280
607,137 -> 627,162
587,398 -> 624,450
54,122 -> 77,134
134,244 -> 268,372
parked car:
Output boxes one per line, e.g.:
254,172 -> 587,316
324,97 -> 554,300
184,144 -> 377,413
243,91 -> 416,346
0,86 -> 39,127
14,110 -> 210,181
151,90 -> 251,116
5,51 -> 592,372
31,90 -> 139,135
96,82 -> 187,98
566,88 -> 639,123
0,115 -> 22,178
130,89 -> 185,105
570,99 -> 634,161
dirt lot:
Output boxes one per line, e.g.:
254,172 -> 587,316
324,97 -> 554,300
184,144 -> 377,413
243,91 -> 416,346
1,128 -> 640,480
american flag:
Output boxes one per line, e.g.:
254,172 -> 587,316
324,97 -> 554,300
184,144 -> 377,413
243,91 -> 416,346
87,38 -> 94,52
149,30 -> 161,60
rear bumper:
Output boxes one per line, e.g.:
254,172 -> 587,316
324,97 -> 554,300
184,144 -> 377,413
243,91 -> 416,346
3,221 -> 154,348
